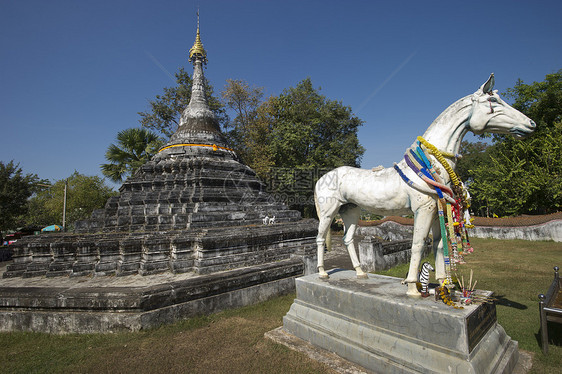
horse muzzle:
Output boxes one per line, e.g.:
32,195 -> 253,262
510,120 -> 536,138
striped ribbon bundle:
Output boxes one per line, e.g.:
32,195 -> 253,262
395,137 -> 474,288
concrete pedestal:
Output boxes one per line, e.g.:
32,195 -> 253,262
283,270 -> 518,374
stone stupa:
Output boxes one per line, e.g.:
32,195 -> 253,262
0,19 -> 317,333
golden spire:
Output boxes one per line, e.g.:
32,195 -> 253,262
189,11 -> 207,64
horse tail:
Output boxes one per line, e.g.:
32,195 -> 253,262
314,184 -> 320,217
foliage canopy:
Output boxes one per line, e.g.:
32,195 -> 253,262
224,78 -> 365,216
26,172 -> 117,229
460,69 -> 562,216
0,161 -> 44,234
266,78 -> 364,170
221,79 -> 270,175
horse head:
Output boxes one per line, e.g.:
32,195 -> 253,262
468,73 -> 536,138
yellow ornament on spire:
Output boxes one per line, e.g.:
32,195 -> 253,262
189,12 -> 207,64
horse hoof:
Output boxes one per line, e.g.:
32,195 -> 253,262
354,266 -> 368,279
318,269 -> 329,279
406,283 -> 421,297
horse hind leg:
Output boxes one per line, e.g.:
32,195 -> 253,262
340,204 -> 368,279
316,216 -> 333,279
316,201 -> 341,279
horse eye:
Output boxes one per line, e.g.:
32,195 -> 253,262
488,97 -> 498,103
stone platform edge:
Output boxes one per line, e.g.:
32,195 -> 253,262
265,327 -> 533,374
0,259 -> 303,334
281,270 -> 520,374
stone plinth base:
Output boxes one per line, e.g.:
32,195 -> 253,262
282,270 -> 518,374
0,259 -> 302,334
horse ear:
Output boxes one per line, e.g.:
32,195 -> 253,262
480,73 -> 495,94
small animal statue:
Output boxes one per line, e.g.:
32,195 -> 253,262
418,262 -> 435,297
268,216 -> 276,225
314,74 -> 536,295
262,216 -> 269,225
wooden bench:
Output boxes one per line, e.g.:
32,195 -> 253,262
539,266 -> 561,354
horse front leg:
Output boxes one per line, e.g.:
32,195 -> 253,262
402,205 -> 435,296
432,218 -> 445,282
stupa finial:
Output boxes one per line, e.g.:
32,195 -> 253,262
189,10 -> 207,64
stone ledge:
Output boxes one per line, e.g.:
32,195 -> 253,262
358,218 -> 562,242
471,220 -> 562,242
266,327 -> 533,374
0,260 -> 303,333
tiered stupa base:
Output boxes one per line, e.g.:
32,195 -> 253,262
1,154 -> 318,333
5,154 -> 316,279
4,221 -> 317,279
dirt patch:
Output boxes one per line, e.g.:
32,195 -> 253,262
56,297 -> 335,374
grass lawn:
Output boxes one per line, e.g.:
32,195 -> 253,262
1,238 -> 561,373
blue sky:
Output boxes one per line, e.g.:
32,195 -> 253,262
1,0 -> 560,187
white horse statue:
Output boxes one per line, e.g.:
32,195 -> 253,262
314,74 -> 536,295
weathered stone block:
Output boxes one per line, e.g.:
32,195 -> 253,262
104,217 -> 117,227
359,236 -> 431,272
145,216 -> 158,225
117,216 -> 132,226
169,234 -> 195,274
283,271 -> 518,374
144,204 -> 159,215
47,240 -> 77,277
131,205 -> 144,215
117,236 -> 143,276
158,216 -> 172,225
95,238 -> 120,275
23,239 -> 53,278
71,239 -> 98,276
131,215 -> 145,225
158,205 -> 171,215
3,241 -> 31,278
139,236 -> 170,275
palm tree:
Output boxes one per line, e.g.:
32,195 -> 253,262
101,128 -> 164,183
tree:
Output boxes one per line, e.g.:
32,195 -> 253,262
268,79 -> 365,216
505,70 -> 562,131
139,67 -> 227,138
0,161 -> 44,236
222,78 -> 365,216
455,141 -> 491,183
268,78 -> 364,169
222,79 -> 264,130
221,79 -> 273,176
26,172 -> 117,229
468,122 -> 562,216
101,128 -> 164,183
465,69 -> 562,216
